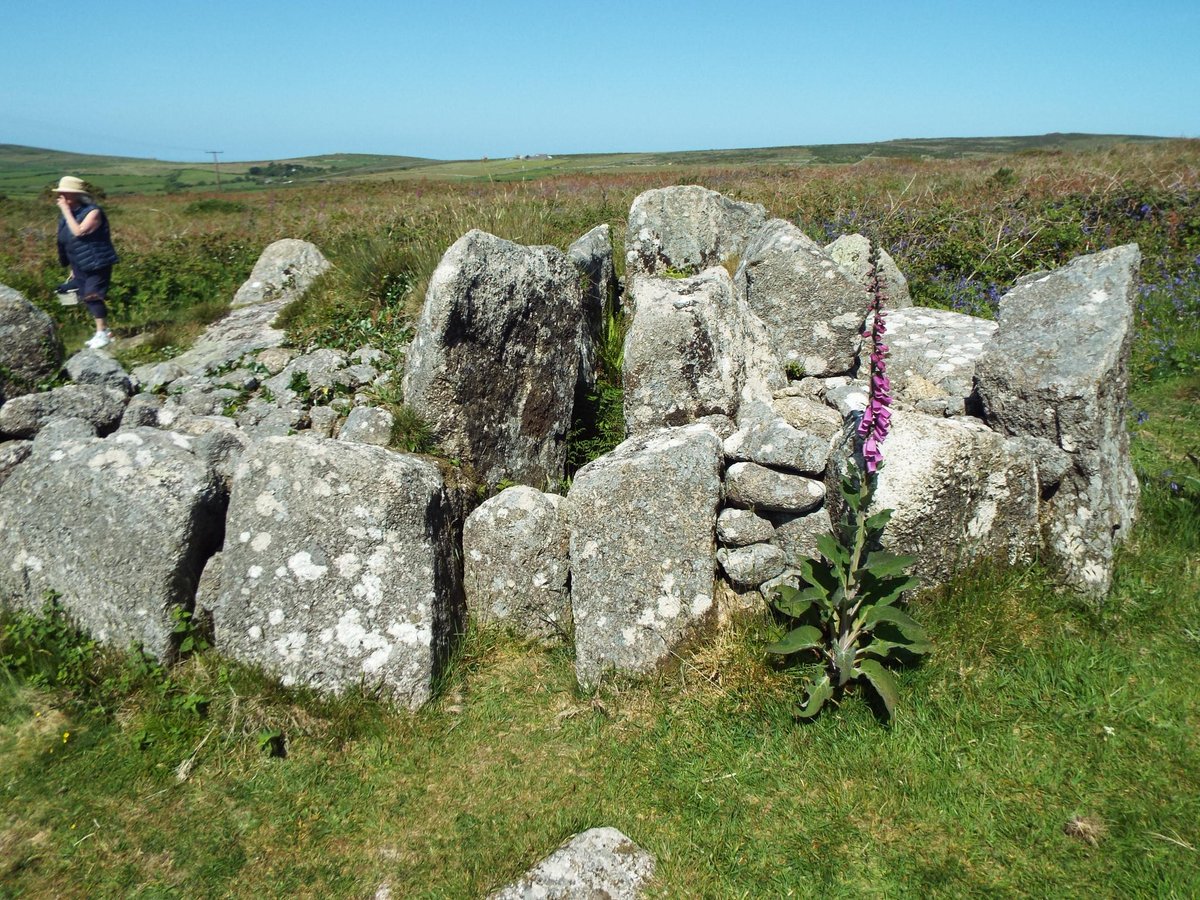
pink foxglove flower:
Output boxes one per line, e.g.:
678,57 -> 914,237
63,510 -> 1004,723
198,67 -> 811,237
857,251 -> 893,474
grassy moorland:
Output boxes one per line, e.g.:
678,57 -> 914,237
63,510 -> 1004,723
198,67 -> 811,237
1,138 -> 1198,897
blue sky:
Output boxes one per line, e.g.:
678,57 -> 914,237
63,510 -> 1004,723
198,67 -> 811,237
3,0 -> 1197,163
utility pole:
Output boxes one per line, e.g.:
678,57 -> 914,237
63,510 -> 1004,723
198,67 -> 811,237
206,150 -> 223,190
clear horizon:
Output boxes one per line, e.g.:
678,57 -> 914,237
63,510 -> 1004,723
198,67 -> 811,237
4,0 -> 1198,164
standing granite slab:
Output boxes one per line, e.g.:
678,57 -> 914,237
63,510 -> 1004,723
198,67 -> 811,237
403,229 -> 585,488
0,284 -> 62,402
622,268 -> 783,436
463,486 -> 571,642
568,424 -> 722,688
975,245 -> 1141,597
0,428 -> 224,660
735,219 -> 869,376
210,436 -> 463,708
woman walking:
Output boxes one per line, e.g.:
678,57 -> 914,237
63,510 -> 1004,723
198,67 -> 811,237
53,176 -> 119,349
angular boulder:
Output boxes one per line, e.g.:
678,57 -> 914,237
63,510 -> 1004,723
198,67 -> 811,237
568,224 -> 617,391
883,307 -> 997,416
403,230 -> 585,488
0,284 -> 62,402
0,384 -> 128,439
624,185 -> 766,283
65,349 -> 132,395
622,268 -> 782,435
568,425 -> 722,687
735,219 -> 869,376
210,436 -> 463,708
0,428 -> 224,659
489,827 -> 655,900
338,406 -> 395,446
463,486 -> 570,641
231,238 -> 331,309
865,409 -> 1040,585
975,245 -> 1141,596
825,233 -> 913,308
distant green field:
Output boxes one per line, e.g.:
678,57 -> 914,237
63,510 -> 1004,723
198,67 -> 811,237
0,133 -> 1167,197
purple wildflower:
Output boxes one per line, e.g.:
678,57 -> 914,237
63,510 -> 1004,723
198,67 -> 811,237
857,250 -> 893,474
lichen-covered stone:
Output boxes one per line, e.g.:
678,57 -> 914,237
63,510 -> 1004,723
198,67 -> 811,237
65,348 -> 132,395
568,425 -> 722,687
489,827 -> 655,900
231,239 -> 330,309
464,486 -> 570,641
724,462 -> 826,513
0,284 -> 62,402
403,230 -> 585,488
735,219 -> 869,376
882,307 -> 997,416
862,409 -> 1040,585
0,440 -> 32,486
0,428 -> 224,660
975,245 -> 1141,596
622,268 -> 783,435
624,185 -> 766,285
0,384 -> 128,439
723,400 -> 833,475
568,224 -> 616,391
338,406 -> 395,446
825,233 -> 912,308
716,507 -> 775,547
717,543 -> 787,589
120,392 -> 163,429
211,436 -> 463,708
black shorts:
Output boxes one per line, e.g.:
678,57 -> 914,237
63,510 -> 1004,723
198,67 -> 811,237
65,267 -> 112,318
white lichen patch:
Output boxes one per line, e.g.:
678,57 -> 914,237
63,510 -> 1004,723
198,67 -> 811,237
251,532 -> 272,552
254,491 -> 285,517
287,551 -> 327,581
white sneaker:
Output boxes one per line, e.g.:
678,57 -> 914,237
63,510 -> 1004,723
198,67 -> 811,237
87,330 -> 113,349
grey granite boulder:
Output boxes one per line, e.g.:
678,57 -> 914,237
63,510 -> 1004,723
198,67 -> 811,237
0,428 -> 224,660
882,307 -> 997,416
723,400 -> 833,475
0,384 -> 128,439
0,284 -> 62,402
0,440 -> 32,486
65,349 -> 132,395
825,233 -> 913,308
735,219 -> 869,376
463,486 -> 570,641
625,185 -> 767,286
568,424 -> 722,687
769,507 -> 833,569
403,230 -> 585,488
863,409 -> 1040,585
568,224 -> 617,390
210,436 -> 463,708
231,238 -> 331,309
716,507 -> 775,547
489,827 -> 655,900
975,245 -> 1141,597
120,392 -> 163,428
717,543 -> 787,589
622,268 -> 783,435
338,406 -> 395,446
724,462 -> 826,513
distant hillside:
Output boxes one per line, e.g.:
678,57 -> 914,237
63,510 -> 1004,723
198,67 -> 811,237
0,133 -> 1169,198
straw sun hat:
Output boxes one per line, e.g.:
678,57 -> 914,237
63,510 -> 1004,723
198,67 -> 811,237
52,175 -> 88,193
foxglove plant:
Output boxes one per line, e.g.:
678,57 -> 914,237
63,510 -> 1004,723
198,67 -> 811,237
767,248 -> 929,721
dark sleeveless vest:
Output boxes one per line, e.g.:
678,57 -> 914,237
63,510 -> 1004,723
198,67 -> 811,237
58,203 -> 119,273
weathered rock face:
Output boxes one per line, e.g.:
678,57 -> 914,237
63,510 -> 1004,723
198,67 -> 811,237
132,241 -> 329,388
0,284 -> 62,403
403,230 -> 585,488
624,185 -> 767,283
338,406 -> 395,446
0,440 -> 32,486
489,827 -> 656,900
210,437 -> 463,708
825,233 -> 913,308
864,409 -> 1040,585
0,428 -> 225,660
975,244 -> 1141,596
0,384 -> 128,439
568,425 -> 722,687
231,238 -> 331,309
65,349 -> 132,395
568,224 -> 616,391
622,268 -> 783,435
883,307 -> 997,416
735,219 -> 869,376
463,486 -> 570,641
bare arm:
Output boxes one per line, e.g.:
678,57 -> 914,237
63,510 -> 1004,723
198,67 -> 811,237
56,198 -> 101,237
